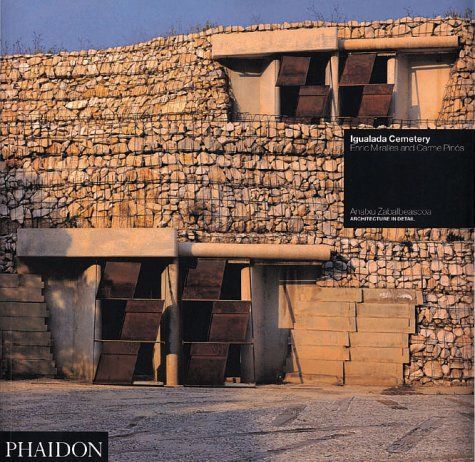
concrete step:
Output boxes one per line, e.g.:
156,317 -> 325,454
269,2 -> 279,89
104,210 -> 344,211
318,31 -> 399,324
298,287 -> 362,303
291,329 -> 350,346
292,345 -> 350,361
2,331 -> 52,346
350,347 -> 409,363
4,359 -> 56,377
356,317 -> 415,334
0,287 -> 44,302
285,372 -> 343,385
0,302 -> 47,317
294,315 -> 356,332
293,301 -> 356,317
344,361 -> 404,386
362,289 -> 423,305
349,332 -> 408,348
0,316 -> 48,331
3,345 -> 53,360
357,303 -> 415,319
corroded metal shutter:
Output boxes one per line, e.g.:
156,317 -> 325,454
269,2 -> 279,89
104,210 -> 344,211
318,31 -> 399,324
186,343 -> 229,385
97,262 -> 141,299
358,84 -> 394,117
276,56 -> 311,86
209,301 -> 250,342
340,53 -> 376,85
94,342 -> 140,384
182,259 -> 226,300
295,85 -> 330,117
120,300 -> 164,341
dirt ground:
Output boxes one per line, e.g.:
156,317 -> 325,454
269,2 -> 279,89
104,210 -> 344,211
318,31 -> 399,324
0,380 -> 473,462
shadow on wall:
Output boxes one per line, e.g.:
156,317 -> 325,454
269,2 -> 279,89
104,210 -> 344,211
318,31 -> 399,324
18,228 -> 101,381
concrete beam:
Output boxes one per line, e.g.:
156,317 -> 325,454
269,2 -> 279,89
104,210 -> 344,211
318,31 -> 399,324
178,243 -> 331,261
211,28 -> 338,58
340,35 -> 459,51
17,228 -> 177,258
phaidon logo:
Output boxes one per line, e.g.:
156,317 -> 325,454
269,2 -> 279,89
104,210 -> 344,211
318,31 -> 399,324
1,432 -> 108,461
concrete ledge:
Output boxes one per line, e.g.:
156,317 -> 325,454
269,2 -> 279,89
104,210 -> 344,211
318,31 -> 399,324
211,27 -> 338,58
17,228 -> 178,258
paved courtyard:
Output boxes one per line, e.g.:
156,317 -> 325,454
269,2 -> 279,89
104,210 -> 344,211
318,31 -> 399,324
0,380 -> 473,462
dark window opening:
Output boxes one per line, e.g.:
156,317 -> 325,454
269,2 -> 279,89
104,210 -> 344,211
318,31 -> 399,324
339,86 -> 364,118
280,86 -> 300,117
370,56 -> 389,83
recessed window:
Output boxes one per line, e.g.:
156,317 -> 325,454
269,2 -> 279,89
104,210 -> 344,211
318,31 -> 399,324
339,53 -> 394,125
277,54 -> 331,120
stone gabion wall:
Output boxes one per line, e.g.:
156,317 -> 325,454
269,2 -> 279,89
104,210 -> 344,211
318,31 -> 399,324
0,17 -> 473,386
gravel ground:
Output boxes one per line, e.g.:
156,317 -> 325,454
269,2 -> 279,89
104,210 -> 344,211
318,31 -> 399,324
0,380 -> 473,462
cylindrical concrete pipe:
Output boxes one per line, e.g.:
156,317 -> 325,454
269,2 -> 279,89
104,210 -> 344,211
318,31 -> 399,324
178,243 -> 331,261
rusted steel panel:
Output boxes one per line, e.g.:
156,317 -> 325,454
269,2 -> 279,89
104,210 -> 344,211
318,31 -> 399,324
209,301 -> 250,342
276,56 -> 311,86
94,341 -> 140,384
97,261 -> 141,299
182,259 -> 226,300
340,53 -> 376,85
358,84 -> 394,116
295,85 -> 330,117
120,300 -> 164,341
187,342 -> 229,385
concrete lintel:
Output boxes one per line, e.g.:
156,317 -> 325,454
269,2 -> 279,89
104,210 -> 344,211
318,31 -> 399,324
17,228 -> 177,258
211,28 -> 338,58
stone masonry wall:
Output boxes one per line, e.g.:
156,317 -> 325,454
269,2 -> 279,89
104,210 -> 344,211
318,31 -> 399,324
0,17 -> 473,386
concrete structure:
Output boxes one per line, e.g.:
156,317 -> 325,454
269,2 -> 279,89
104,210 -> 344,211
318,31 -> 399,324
0,16 -> 473,387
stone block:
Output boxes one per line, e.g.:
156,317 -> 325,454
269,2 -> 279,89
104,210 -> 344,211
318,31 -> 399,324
285,372 -> 343,385
19,275 -> 44,288
292,345 -> 350,361
349,332 -> 408,348
0,274 -> 20,288
0,288 -> 44,302
357,303 -> 415,319
362,289 -> 423,305
294,301 -> 356,317
344,361 -> 404,386
5,359 -> 56,376
2,331 -> 52,346
295,315 -> 356,332
356,317 -> 415,333
300,287 -> 362,302
292,329 -> 350,346
4,345 -> 53,360
0,316 -> 47,332
0,302 -> 47,317
350,347 -> 409,363
289,358 -> 344,376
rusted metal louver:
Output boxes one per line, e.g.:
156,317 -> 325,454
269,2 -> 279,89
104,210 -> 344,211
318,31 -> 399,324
182,259 -> 226,300
97,262 -> 141,299
209,301 -> 250,342
186,343 -> 229,385
295,85 -> 330,117
94,342 -> 140,384
340,53 -> 376,85
120,299 -> 164,341
276,56 -> 311,86
358,84 -> 394,117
